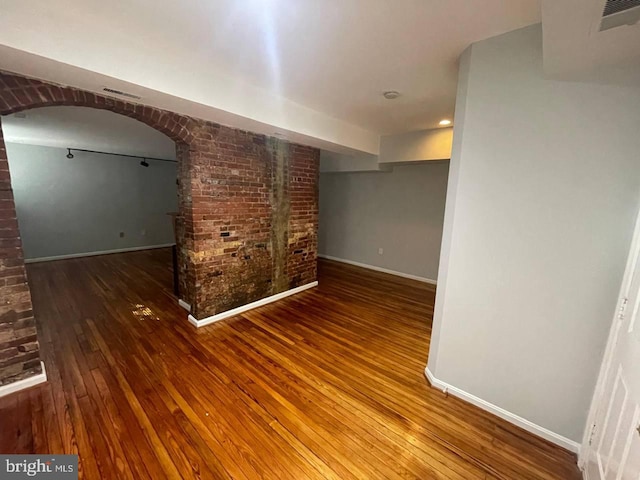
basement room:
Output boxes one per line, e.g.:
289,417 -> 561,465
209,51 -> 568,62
0,1 -> 639,479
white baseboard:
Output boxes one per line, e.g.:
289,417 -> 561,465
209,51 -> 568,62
318,254 -> 437,285
24,244 -> 175,263
0,361 -> 47,398
189,281 -> 319,328
178,299 -> 191,312
424,367 -> 580,453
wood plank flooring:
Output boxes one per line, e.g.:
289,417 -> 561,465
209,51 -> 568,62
0,249 -> 581,479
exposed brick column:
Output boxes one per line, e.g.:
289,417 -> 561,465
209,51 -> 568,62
270,138 -> 290,293
185,127 -> 320,319
0,118 -> 42,386
286,144 -> 319,288
187,123 -> 274,319
175,142 -> 196,306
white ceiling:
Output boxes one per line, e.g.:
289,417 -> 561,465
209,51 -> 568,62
2,106 -> 177,159
0,0 -> 541,154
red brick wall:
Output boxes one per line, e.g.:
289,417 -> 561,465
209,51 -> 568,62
0,71 -> 319,386
186,126 -> 320,319
188,124 -> 274,318
175,141 -> 196,306
287,144 -> 319,289
0,118 -> 41,386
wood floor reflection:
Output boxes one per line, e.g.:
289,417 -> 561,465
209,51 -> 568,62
0,249 -> 581,479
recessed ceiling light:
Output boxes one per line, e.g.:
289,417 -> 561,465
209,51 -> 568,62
439,119 -> 452,126
383,91 -> 400,100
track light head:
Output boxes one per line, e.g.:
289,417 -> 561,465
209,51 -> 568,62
140,159 -> 149,167
66,148 -> 74,159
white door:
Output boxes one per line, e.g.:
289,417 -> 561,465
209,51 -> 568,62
581,210 -> 640,479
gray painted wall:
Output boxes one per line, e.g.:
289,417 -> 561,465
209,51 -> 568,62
6,142 -> 178,260
428,24 -> 640,443
319,162 -> 449,281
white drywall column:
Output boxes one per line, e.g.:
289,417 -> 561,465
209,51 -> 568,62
428,25 -> 640,443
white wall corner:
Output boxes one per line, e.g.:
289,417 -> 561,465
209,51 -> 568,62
423,367 -> 581,453
427,44 -> 473,375
188,281 -> 318,328
0,361 -> 47,398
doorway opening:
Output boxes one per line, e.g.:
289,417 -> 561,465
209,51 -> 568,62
4,106 -> 179,279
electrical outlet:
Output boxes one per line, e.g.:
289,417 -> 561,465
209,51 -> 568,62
119,232 -> 125,238
378,248 -> 384,255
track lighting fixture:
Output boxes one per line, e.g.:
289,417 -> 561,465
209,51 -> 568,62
64,148 -> 176,166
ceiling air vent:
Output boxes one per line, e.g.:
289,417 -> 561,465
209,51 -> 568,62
600,0 -> 640,31
101,87 -> 142,100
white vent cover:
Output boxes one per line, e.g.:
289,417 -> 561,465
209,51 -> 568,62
102,87 -> 141,100
600,0 -> 640,30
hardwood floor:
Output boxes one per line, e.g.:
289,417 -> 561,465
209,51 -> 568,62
0,249 -> 581,479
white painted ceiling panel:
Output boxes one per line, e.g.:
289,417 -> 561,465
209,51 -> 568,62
0,0 -> 541,153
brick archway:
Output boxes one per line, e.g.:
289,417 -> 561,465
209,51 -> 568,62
0,71 -> 197,389
0,72 -> 196,144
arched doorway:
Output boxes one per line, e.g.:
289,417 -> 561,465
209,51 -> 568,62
0,72 -> 195,389
5,106 -> 179,261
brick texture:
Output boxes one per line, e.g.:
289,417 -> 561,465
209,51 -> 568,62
286,144 -> 319,289
0,71 -> 319,386
0,118 -> 41,386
